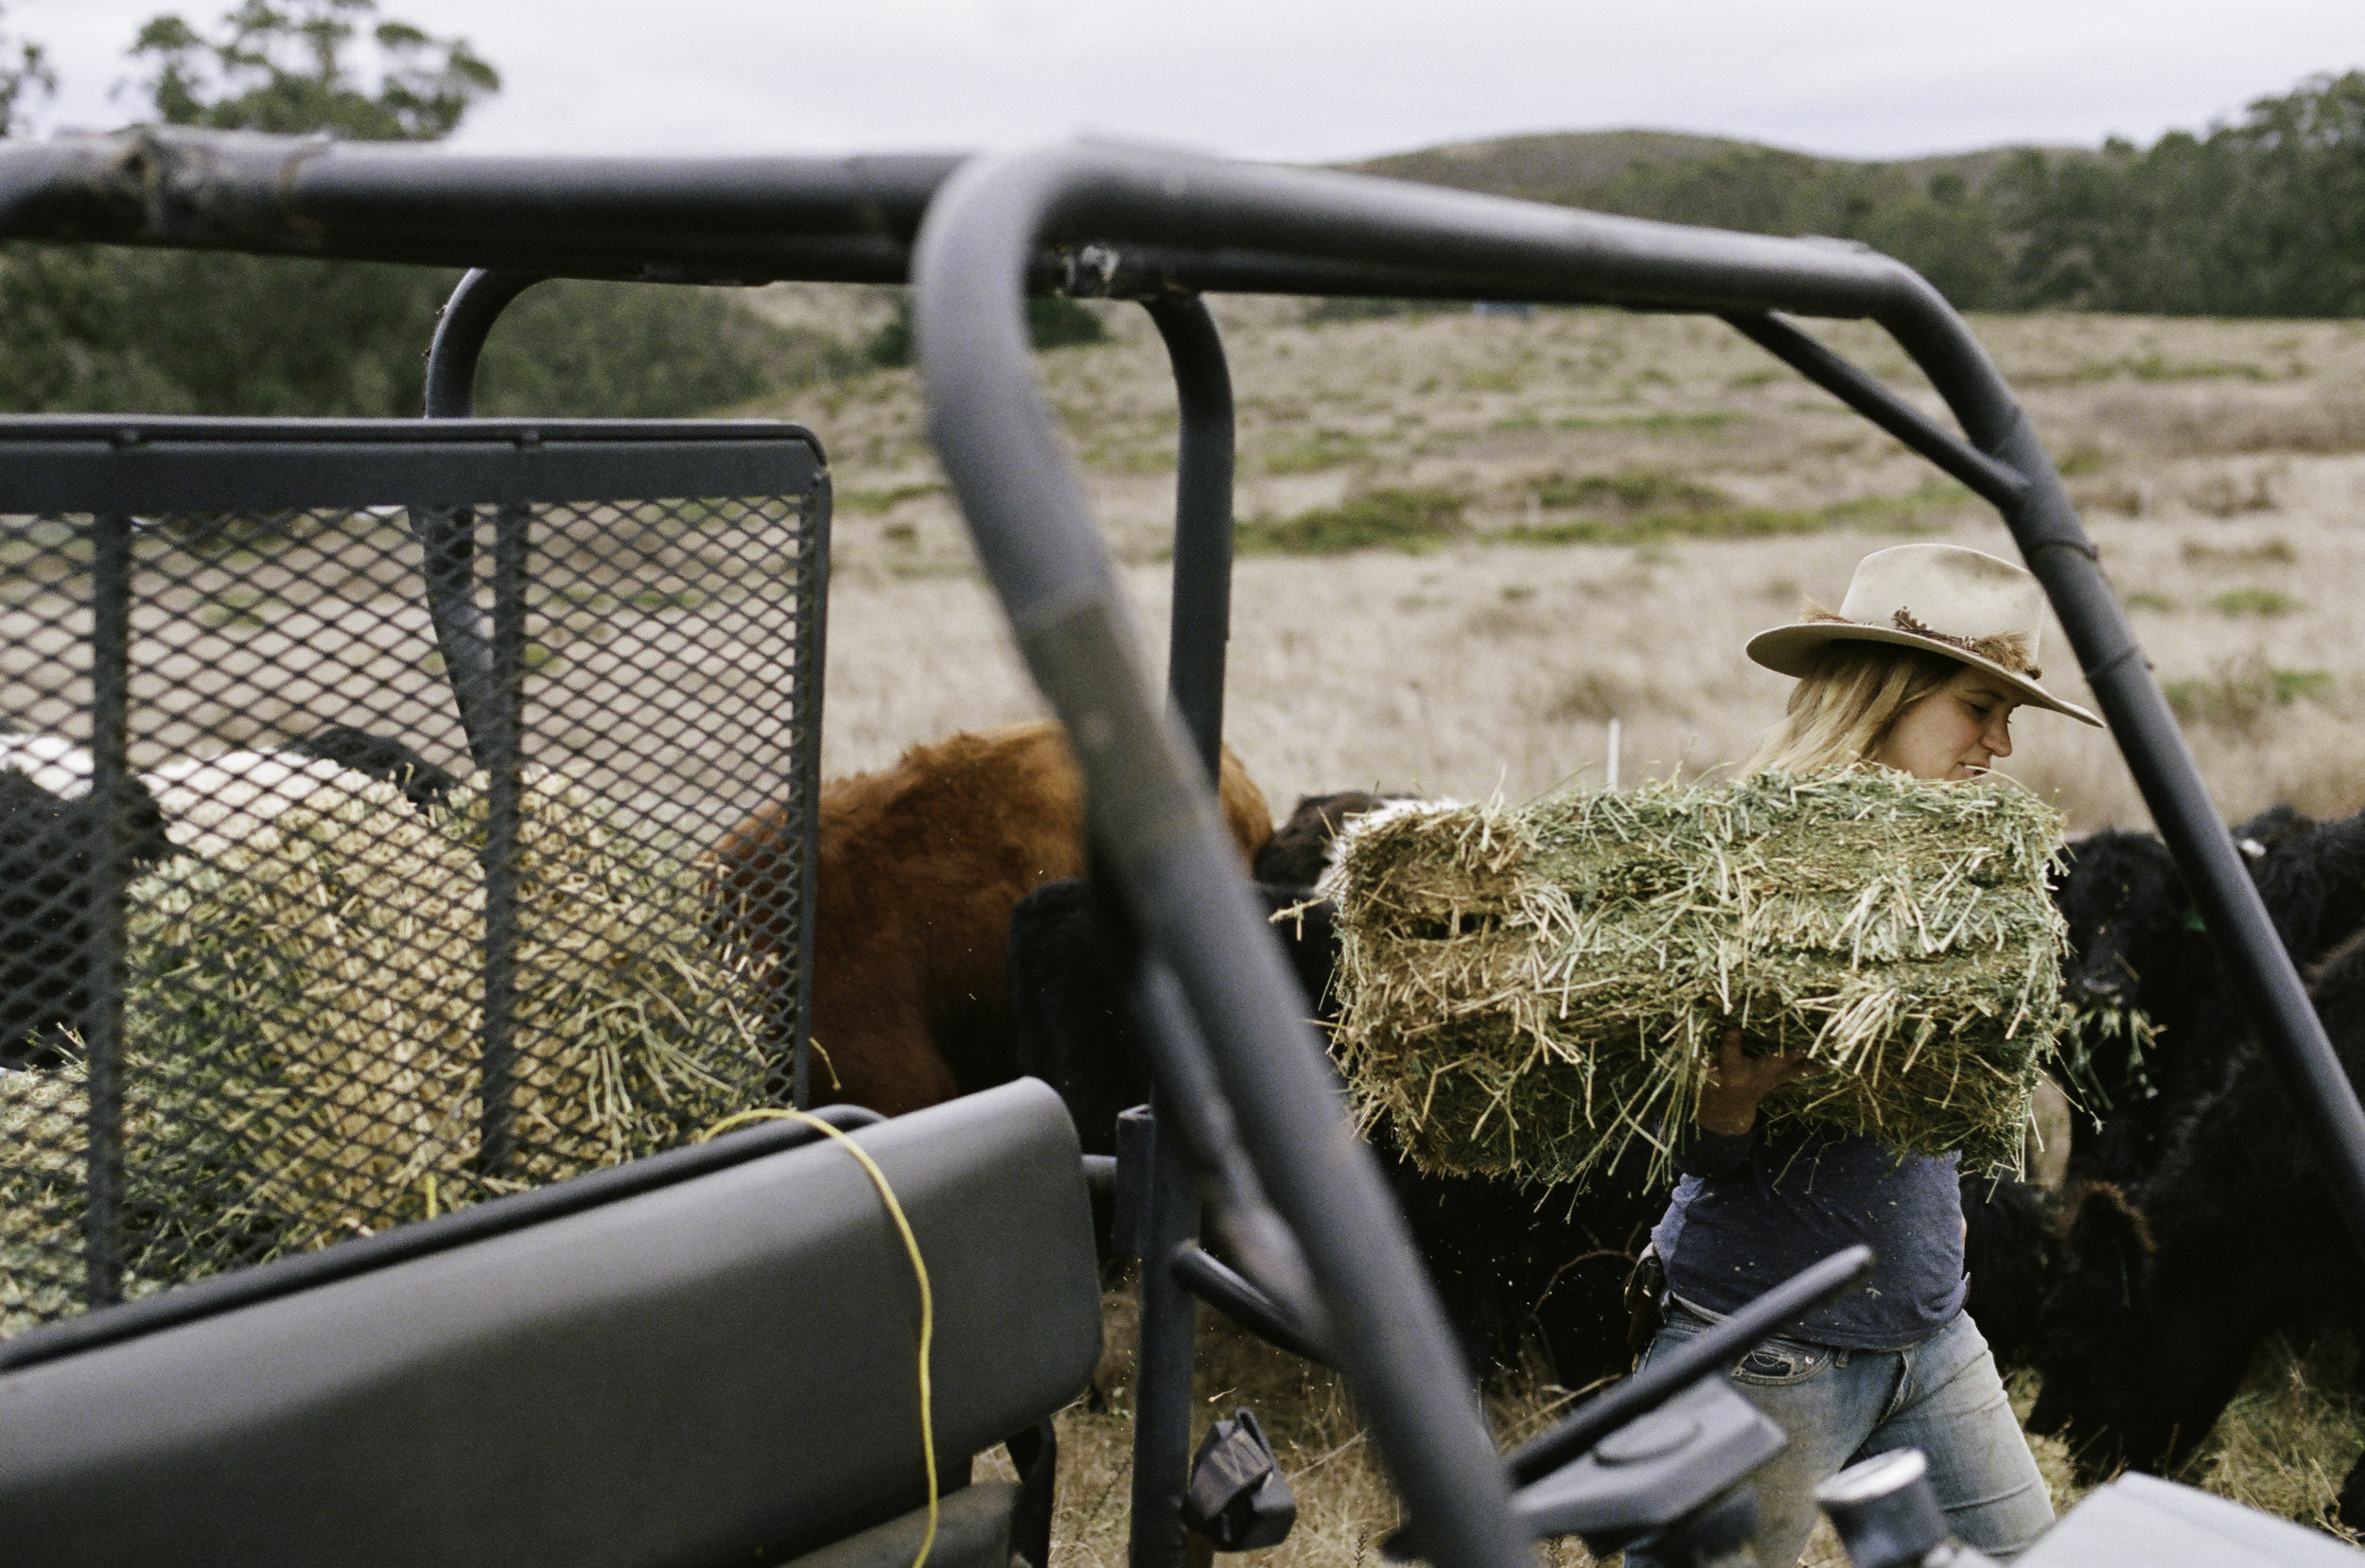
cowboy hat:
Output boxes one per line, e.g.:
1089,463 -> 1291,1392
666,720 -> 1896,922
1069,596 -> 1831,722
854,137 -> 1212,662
1746,544 -> 2102,725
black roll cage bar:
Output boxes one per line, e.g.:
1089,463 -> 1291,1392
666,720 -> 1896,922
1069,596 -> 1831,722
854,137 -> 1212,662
4,124 -> 2362,1568
906,141 -> 2365,1568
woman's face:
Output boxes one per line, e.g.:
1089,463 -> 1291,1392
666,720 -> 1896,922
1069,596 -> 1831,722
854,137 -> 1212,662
1873,664 -> 2025,781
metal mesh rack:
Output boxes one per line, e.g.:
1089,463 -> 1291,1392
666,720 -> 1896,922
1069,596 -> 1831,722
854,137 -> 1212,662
0,418 -> 828,1333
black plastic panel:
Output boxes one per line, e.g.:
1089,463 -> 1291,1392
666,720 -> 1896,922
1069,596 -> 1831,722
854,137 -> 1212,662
0,1078 -> 1101,1568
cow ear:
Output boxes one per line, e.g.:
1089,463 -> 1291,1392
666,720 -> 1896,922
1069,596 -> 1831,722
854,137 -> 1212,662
2065,1184 -> 2154,1275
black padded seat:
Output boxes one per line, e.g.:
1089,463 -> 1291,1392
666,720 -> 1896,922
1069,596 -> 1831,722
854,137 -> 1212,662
0,1078 -> 1101,1568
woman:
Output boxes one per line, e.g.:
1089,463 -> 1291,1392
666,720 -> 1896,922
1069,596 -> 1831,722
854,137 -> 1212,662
1633,543 -> 2099,1567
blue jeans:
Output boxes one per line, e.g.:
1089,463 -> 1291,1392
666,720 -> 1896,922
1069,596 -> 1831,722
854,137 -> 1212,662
1630,1306 -> 2054,1567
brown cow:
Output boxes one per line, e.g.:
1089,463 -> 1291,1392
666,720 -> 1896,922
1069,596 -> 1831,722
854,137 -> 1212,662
711,720 -> 1272,1115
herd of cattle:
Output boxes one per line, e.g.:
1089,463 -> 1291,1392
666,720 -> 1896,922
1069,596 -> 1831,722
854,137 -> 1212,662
7,715 -> 2365,1516
732,722 -> 2365,1523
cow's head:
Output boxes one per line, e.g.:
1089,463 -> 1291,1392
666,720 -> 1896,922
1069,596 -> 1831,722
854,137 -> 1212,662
2028,1183 -> 2255,1481
2053,831 -> 2189,1013
1255,792 -> 1392,889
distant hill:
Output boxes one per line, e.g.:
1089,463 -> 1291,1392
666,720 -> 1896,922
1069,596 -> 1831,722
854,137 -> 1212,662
1327,76 -> 2365,318
1331,129 -> 2078,308
1343,129 -> 2077,208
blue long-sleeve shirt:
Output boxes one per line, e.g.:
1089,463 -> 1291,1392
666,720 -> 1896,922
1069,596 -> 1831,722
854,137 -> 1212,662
1649,1119 -> 1967,1351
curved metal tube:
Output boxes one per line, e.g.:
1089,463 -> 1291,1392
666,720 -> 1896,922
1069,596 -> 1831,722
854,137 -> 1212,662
1145,296 -> 1235,772
914,149 -> 1534,1568
1127,295 -> 1239,1568
0,128 -> 956,284
413,266 -> 829,1119
425,268 -> 544,419
911,139 -> 2365,1563
409,269 -> 545,773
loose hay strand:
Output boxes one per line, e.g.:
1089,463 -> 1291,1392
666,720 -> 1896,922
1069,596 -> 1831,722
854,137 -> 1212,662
1326,771 -> 2069,1188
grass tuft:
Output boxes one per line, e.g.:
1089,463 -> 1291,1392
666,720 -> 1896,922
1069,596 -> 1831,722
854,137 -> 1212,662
2207,585 -> 2304,617
1237,488 -> 1469,556
2173,1333 -> 2365,1541
1532,469 -> 1730,513
2164,655 -> 2336,726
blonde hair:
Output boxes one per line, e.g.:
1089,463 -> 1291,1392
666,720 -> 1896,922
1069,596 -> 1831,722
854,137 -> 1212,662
1743,641 -> 1965,776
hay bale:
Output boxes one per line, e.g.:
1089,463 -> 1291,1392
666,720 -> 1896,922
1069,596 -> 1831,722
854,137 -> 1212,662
0,1063 -> 205,1334
0,1067 -> 100,1336
1327,772 -> 2069,1187
110,769 -> 774,1260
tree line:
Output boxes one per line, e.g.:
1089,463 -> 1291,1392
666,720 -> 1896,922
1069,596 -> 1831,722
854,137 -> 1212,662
3,4 -> 2359,424
0,0 -> 885,419
1505,70 -> 2365,317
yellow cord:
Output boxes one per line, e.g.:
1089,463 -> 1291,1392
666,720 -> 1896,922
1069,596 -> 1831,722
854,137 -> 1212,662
702,1107 -> 937,1568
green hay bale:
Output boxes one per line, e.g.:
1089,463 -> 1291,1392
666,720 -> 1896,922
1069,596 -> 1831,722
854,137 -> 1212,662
1,771 -> 776,1331
1327,772 -> 2070,1187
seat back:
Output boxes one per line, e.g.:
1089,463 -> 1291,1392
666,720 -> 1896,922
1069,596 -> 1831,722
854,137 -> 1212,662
0,1077 -> 1101,1568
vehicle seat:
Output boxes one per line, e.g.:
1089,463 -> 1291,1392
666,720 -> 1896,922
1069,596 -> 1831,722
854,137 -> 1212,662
0,1077 -> 1101,1568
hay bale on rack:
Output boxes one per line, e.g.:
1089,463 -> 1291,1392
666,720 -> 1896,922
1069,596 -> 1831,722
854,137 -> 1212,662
0,1062 -> 218,1333
114,771 -> 774,1259
1327,773 -> 2069,1188
0,1066 -> 105,1336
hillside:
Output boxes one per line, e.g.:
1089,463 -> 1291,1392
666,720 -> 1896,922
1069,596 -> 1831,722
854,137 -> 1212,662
1347,128 -> 2068,206
1328,71 -> 2365,317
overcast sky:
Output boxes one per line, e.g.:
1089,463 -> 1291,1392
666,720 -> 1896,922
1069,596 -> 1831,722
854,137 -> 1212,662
11,0 -> 2363,165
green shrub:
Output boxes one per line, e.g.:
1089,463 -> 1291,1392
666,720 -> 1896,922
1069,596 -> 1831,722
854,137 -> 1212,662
865,294 -> 1107,369
1235,487 -> 1468,555
2206,586 -> 2304,618
1262,429 -> 1372,475
2165,660 -> 2335,725
1025,295 -> 1107,350
1532,468 -> 1729,512
1303,297 -> 1429,325
1501,485 -> 1967,549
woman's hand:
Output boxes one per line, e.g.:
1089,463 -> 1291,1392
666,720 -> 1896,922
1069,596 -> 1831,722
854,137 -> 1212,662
1697,1026 -> 1819,1137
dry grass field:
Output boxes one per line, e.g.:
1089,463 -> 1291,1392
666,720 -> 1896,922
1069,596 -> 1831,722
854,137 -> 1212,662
757,292 -> 2365,1561
786,290 -> 2365,831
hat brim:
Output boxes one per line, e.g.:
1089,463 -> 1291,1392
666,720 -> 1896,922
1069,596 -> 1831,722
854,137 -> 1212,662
1746,622 -> 2103,727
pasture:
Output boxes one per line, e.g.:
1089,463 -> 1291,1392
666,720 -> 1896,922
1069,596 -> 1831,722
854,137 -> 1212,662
768,296 -> 2365,1559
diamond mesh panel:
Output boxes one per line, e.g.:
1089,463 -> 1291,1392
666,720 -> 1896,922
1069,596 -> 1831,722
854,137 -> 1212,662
2,479 -> 824,1335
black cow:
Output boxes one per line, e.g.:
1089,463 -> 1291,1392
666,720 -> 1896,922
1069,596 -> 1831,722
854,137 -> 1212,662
288,725 -> 458,811
0,724 -> 451,1071
2030,926 -> 2365,1514
1007,877 -> 1335,1160
0,768 -> 172,1069
2051,803 -> 2365,1185
1008,873 -> 1663,1388
1252,792 -> 1392,889
1958,1170 -> 2058,1371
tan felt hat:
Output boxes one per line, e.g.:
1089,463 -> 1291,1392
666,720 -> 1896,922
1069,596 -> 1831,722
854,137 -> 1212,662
1746,544 -> 2102,726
